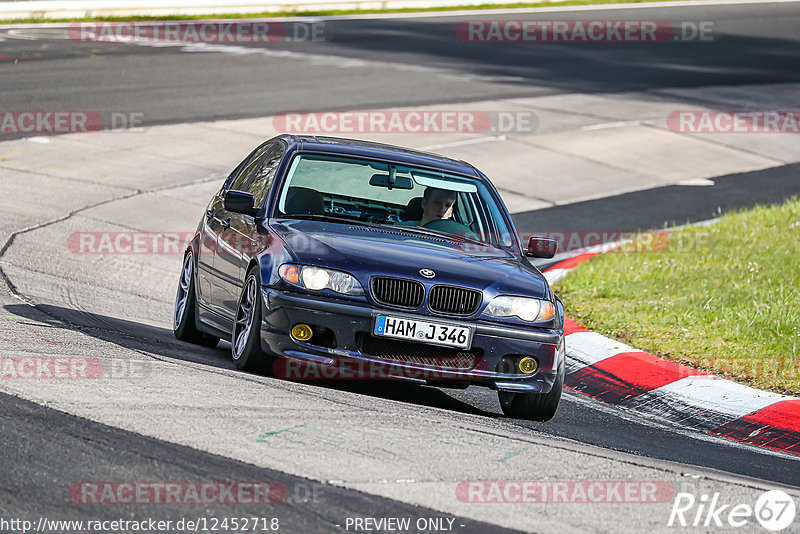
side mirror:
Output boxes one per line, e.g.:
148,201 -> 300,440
526,236 -> 558,259
224,190 -> 258,217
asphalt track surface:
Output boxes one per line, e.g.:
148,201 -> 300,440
0,391 -> 516,533
2,3 -> 800,532
517,162 -> 800,239
0,2 -> 799,130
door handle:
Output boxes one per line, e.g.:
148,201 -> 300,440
221,218 -> 231,230
206,209 -> 215,218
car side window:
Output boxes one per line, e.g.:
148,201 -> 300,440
223,143 -> 275,193
244,143 -> 285,206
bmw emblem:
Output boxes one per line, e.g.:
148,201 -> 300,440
420,269 -> 435,278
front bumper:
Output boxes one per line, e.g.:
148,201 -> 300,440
260,288 -> 563,393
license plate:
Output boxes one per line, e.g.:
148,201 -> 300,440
373,315 -> 473,349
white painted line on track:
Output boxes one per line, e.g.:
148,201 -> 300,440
2,0 -> 800,29
678,177 -> 716,186
582,120 -> 650,131
173,42 -> 526,82
0,29 -> 528,82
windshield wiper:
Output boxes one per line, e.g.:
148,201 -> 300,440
279,213 -> 388,230
280,215 -> 497,249
392,224 -> 490,248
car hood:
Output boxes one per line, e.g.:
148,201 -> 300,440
270,220 -> 549,298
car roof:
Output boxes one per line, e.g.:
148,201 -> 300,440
277,134 -> 483,179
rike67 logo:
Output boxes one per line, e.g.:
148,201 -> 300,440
669,490 -> 796,531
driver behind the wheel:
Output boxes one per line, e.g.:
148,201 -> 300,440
418,187 -> 456,226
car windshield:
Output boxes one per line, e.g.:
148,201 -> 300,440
273,153 -> 518,251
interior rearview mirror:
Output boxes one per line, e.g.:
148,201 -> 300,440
369,173 -> 413,190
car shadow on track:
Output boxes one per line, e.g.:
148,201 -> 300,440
319,20 -> 800,93
4,302 -> 495,418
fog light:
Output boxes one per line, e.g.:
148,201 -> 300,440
291,324 -> 313,342
518,357 -> 538,374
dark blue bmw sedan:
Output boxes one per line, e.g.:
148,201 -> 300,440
174,134 -> 565,420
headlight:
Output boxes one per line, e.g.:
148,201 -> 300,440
302,267 -> 330,290
279,264 -> 364,296
485,296 -> 555,322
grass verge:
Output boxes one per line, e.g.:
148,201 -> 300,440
555,198 -> 800,395
0,0 -> 705,24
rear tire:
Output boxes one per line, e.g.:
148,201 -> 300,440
173,252 -> 219,348
499,358 -> 564,422
232,266 -> 274,374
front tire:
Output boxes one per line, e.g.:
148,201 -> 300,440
174,252 -> 219,348
232,267 -> 274,373
499,358 -> 564,422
